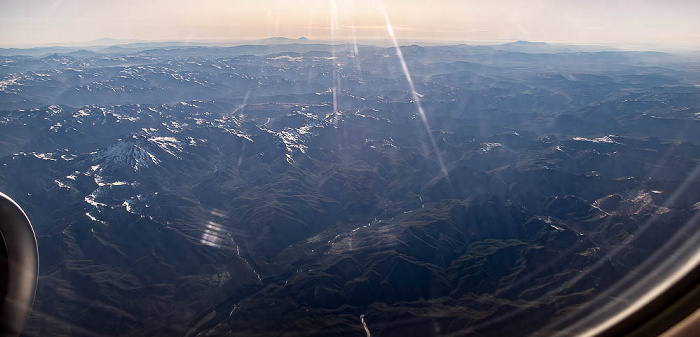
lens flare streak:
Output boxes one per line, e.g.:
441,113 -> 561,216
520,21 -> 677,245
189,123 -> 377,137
379,3 -> 448,177
330,0 -> 340,115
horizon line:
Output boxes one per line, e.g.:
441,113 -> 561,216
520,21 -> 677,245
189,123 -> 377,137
1,37 -> 698,54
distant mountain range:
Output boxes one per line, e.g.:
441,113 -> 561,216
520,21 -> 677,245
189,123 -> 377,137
0,38 -> 641,58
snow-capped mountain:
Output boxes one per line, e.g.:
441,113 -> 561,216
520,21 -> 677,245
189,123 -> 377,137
93,134 -> 183,172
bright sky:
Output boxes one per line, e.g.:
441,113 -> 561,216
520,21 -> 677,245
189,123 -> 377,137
0,0 -> 698,49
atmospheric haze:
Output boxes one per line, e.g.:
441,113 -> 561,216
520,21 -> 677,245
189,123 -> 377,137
0,0 -> 699,50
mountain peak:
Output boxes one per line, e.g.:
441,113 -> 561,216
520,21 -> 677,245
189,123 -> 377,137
95,136 -> 160,172
504,40 -> 548,46
93,135 -> 183,172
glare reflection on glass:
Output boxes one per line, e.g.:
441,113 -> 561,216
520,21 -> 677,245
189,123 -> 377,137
200,217 -> 230,249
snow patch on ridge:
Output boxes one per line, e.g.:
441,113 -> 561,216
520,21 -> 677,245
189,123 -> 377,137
572,135 -> 618,144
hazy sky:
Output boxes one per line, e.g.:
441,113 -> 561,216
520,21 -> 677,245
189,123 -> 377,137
1,0 -> 698,49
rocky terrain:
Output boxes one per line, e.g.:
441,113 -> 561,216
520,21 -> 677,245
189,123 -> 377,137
1,41 -> 699,336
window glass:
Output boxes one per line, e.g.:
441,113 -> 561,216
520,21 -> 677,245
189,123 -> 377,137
0,1 -> 699,336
